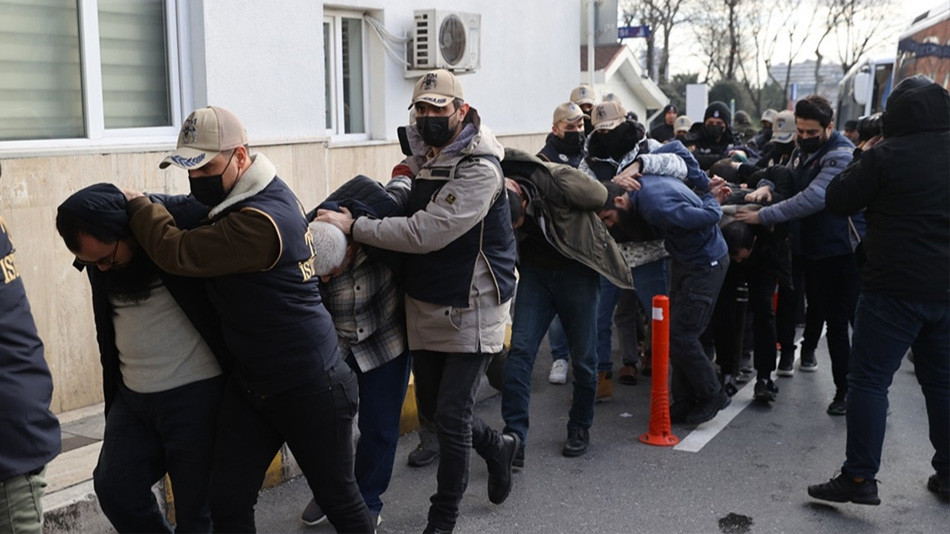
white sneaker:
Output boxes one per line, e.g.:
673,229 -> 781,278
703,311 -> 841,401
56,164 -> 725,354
549,359 -> 569,384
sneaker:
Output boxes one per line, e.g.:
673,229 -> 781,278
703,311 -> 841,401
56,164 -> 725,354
927,473 -> 950,501
808,472 -> 880,505
562,427 -> 589,457
548,359 -> 569,385
827,399 -> 847,416
686,391 -> 731,425
512,444 -> 525,472
721,374 -> 739,397
618,364 -> 638,385
800,350 -> 818,372
738,353 -> 753,377
736,368 -> 755,384
408,425 -> 439,467
300,498 -> 326,526
753,378 -> 778,402
596,370 -> 613,402
485,432 -> 519,504
776,351 -> 795,377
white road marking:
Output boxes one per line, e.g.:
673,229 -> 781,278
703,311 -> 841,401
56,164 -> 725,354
672,328 -> 825,453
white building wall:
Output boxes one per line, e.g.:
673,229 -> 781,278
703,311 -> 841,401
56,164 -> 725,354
192,0 -> 581,144
0,0 -> 581,413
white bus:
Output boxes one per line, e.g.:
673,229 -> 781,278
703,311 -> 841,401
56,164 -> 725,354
835,56 -> 894,127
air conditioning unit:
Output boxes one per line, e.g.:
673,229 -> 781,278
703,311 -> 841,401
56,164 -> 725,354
411,10 -> 480,72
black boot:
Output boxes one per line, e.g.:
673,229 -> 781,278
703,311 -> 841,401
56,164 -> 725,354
484,431 -> 519,504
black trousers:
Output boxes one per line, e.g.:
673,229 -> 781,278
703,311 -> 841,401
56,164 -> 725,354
209,362 -> 374,533
709,260 -> 779,379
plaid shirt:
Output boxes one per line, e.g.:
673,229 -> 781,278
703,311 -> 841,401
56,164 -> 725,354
319,248 -> 407,372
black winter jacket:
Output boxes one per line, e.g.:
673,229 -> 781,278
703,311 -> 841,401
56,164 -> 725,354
825,76 -> 950,301
89,194 -> 232,416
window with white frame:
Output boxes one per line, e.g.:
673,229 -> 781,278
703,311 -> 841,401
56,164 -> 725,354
324,10 -> 367,137
0,0 -> 183,145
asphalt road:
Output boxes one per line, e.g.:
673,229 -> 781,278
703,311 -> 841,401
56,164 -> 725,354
254,335 -> 949,534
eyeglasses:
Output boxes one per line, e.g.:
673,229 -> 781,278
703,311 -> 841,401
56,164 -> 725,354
74,241 -> 120,270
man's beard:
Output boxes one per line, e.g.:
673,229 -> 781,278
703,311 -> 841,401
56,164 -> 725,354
101,251 -> 160,303
610,206 -> 659,243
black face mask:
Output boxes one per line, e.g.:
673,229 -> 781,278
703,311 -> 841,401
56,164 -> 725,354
597,122 -> 635,160
561,131 -> 584,149
705,124 -> 725,139
797,134 -> 825,153
190,152 -> 234,206
417,114 -> 457,148
583,116 -> 594,136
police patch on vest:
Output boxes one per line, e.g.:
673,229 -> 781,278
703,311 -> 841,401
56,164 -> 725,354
445,193 -> 456,205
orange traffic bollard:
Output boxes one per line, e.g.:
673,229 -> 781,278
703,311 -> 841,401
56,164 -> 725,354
639,295 -> 679,446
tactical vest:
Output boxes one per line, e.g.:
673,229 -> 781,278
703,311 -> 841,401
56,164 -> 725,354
209,178 -> 340,395
0,215 -> 60,479
402,155 -> 517,307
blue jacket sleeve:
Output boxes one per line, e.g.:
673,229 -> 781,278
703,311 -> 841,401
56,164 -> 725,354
757,147 -> 852,225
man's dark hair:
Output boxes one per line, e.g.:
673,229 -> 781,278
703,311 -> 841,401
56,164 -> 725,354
795,95 -> 834,127
602,181 -> 626,210
721,220 -> 755,257
708,158 -> 738,183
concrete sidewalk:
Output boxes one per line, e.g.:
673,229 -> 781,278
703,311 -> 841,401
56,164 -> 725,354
39,374 -> 495,533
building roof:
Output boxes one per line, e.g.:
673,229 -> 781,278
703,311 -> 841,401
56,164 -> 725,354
580,44 -> 625,72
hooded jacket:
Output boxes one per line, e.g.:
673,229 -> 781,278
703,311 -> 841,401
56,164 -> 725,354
683,122 -> 737,170
503,148 -> 633,289
88,194 -> 233,416
825,76 -> 950,300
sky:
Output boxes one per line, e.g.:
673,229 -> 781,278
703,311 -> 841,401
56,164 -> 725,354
630,0 -> 937,80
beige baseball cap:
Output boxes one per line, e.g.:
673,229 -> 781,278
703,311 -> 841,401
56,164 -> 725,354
591,101 -> 626,131
160,106 -> 248,170
409,69 -> 464,109
760,108 -> 778,125
553,102 -> 585,125
773,110 -> 796,143
674,115 -> 692,133
570,84 -> 597,106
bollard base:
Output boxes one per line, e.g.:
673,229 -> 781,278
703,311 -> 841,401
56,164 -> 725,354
639,432 -> 679,447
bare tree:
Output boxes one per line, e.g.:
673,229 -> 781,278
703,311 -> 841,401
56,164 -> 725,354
830,0 -> 901,74
691,0 -> 745,82
737,0 -> 822,109
762,0 -> 820,98
620,0 -> 691,84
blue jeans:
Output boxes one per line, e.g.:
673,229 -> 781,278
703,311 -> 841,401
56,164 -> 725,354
843,292 -> 950,480
350,351 -> 411,514
628,259 -> 671,364
669,256 -> 729,403
548,316 -> 569,361
94,377 -> 224,534
503,262 -> 600,445
412,350 -> 493,531
596,259 -> 670,370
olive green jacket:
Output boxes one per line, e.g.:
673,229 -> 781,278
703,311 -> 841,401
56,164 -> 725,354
502,148 -> 633,289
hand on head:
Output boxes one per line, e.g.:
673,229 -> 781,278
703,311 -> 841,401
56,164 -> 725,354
315,207 -> 354,235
